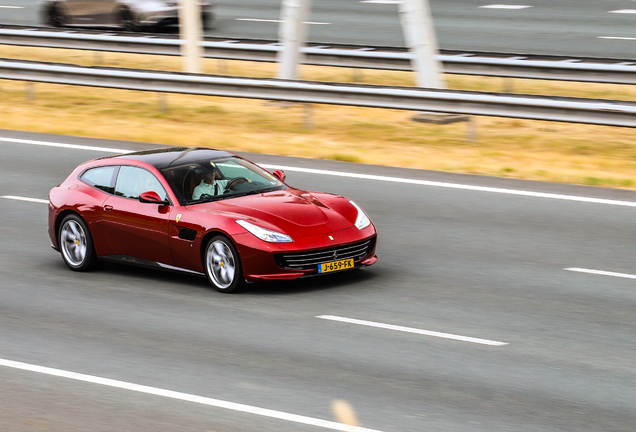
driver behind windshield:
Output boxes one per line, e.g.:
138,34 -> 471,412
192,164 -> 247,200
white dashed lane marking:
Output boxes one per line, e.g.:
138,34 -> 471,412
598,36 -> 636,41
479,4 -> 533,10
564,268 -> 636,280
235,18 -> 331,25
0,5 -> 23,8
317,315 -> 509,346
608,9 -> 636,14
360,0 -> 402,4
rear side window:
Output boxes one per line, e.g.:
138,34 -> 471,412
80,166 -> 118,194
115,166 -> 168,201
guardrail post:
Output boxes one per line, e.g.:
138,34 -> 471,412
503,78 -> 514,92
304,103 -> 314,129
217,59 -> 228,74
466,117 -> 477,142
158,93 -> 168,113
25,82 -> 35,101
352,69 -> 364,83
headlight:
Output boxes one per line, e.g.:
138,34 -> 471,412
349,201 -> 371,230
236,220 -> 293,243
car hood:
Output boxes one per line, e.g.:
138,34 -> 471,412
190,188 -> 355,236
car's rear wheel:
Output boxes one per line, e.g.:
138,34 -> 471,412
44,3 -> 67,27
59,214 -> 98,271
119,7 -> 140,31
202,12 -> 214,30
204,236 -> 243,293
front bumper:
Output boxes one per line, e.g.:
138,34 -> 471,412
236,225 -> 378,282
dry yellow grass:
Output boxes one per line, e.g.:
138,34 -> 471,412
1,44 -> 636,189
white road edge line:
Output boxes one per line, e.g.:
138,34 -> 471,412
259,164 -> 636,208
1,195 -> 48,204
0,137 -> 132,154
317,315 -> 508,346
4,137 -> 636,208
0,357 -> 383,432
564,267 -> 636,280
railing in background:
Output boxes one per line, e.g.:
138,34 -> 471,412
2,26 -> 636,84
2,57 -> 636,128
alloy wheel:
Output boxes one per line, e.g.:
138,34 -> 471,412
61,219 -> 88,267
205,237 -> 243,292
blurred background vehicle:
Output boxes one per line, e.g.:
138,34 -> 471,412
39,0 -> 215,31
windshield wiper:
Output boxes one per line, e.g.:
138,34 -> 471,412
188,186 -> 284,204
189,195 -> 225,204
226,190 -> 261,199
228,186 -> 283,199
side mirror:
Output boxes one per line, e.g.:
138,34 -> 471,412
139,191 -> 169,205
272,169 -> 286,182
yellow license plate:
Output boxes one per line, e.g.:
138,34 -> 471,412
318,258 -> 354,274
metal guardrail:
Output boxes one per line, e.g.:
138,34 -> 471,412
2,26 -> 636,84
2,57 -> 636,128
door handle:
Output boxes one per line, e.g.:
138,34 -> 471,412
104,205 -> 113,212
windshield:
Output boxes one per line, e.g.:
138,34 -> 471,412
160,156 -> 287,205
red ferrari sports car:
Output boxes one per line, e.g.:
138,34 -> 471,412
48,147 -> 378,292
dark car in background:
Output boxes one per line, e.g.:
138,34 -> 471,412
40,0 -> 214,31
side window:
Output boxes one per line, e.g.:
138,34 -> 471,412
80,166 -> 118,194
115,166 -> 168,201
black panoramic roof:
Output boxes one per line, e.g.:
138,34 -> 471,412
102,147 -> 235,169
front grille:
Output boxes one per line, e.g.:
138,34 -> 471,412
275,238 -> 374,270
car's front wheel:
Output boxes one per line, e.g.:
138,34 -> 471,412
204,236 -> 243,293
59,214 -> 98,271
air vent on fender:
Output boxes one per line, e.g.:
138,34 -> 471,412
178,227 -> 197,241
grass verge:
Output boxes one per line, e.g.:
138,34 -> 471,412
1,45 -> 636,189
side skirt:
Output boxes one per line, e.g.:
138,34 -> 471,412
99,255 -> 206,277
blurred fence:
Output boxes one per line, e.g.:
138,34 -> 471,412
2,26 -> 636,84
2,57 -> 636,128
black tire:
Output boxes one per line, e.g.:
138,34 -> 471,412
44,3 -> 67,27
119,8 -> 140,32
58,214 -> 98,271
202,12 -> 214,30
204,235 -> 243,293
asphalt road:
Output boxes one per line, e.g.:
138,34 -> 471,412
1,128 -> 636,431
4,0 -> 636,58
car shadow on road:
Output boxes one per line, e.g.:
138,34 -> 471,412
240,268 -> 380,296
96,260 -> 210,289
67,260 -> 382,296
